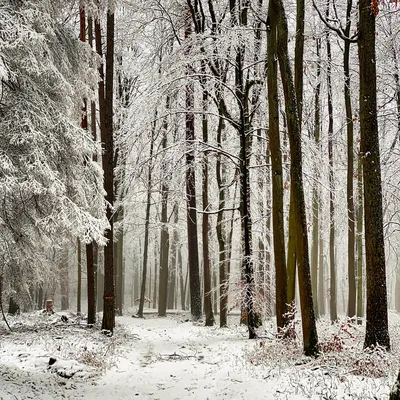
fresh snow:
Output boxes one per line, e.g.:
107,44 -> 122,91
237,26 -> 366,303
0,310 -> 399,399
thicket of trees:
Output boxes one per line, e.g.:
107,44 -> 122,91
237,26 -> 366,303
1,0 -> 400,367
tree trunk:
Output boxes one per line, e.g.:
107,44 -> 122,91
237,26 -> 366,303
178,243 -> 185,310
137,117 -> 156,318
311,37 -> 321,319
152,237 -> 158,309
358,0 -> 389,350
343,0 -> 356,320
326,5 -> 337,323
286,193 -> 296,307
100,9 -> 115,332
185,9 -> 202,321
318,223 -> 325,316
267,6 -> 287,330
77,7 -> 86,317
168,205 -> 179,310
114,226 -> 124,316
158,175 -> 169,317
77,239 -> 82,315
201,73 -> 214,327
60,249 -> 69,311
216,112 -> 228,327
356,155 -> 363,323
86,14 -> 97,326
274,0 -> 318,356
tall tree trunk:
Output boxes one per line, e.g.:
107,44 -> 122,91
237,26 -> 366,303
78,7 -> 86,317
168,205 -> 179,310
216,113 -> 228,328
185,9 -> 202,320
274,0 -> 318,356
232,0 -> 256,340
101,9 -> 115,332
158,164 -> 169,317
344,0 -> 356,320
137,117 -> 156,318
286,194 -> 296,307
153,236 -> 158,309
286,0 -> 305,305
318,222 -> 325,316
178,243 -> 185,310
201,72 -> 214,327
114,227 -> 124,316
311,37 -> 321,319
358,0 -> 389,350
267,6 -> 287,330
294,0 -> 304,129
326,3 -> 337,323
77,239 -> 82,314
356,155 -> 363,323
86,14 -> 97,325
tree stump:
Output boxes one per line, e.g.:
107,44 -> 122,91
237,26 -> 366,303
45,299 -> 54,313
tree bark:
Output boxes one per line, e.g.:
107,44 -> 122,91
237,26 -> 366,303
267,6 -> 287,330
311,37 -> 321,319
158,166 -> 169,317
185,9 -> 202,321
77,239 -> 82,315
86,14 -> 97,326
356,155 -> 363,323
60,249 -> 69,311
344,0 -> 356,320
101,9 -> 115,332
216,113 -> 228,328
201,71 -> 214,327
358,0 -> 389,350
326,5 -> 337,323
274,0 -> 318,356
168,205 -> 179,310
137,117 -> 156,318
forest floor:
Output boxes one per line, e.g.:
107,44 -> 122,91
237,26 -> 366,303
0,309 -> 399,399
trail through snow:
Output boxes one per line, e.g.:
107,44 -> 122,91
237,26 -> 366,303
0,311 -> 398,399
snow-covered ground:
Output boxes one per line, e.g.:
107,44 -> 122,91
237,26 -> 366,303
0,310 -> 399,399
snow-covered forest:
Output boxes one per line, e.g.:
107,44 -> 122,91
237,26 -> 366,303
1,0 -> 400,398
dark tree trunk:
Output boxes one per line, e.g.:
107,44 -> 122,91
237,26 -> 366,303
267,5 -> 287,330
158,179 -> 169,317
343,0 -> 356,320
274,0 -> 318,356
8,296 -> 19,315
86,15 -> 97,326
216,113 -> 228,328
356,155 -> 363,324
358,0 -> 389,350
158,96 -> 170,317
77,239 -> 82,314
77,7 -> 86,317
185,9 -> 202,321
326,8 -> 337,323
201,70 -> 214,327
101,10 -> 115,332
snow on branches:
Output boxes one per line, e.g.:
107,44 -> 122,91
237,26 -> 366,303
0,1 -> 108,298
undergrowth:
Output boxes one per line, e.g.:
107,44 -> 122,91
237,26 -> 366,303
245,311 -> 400,398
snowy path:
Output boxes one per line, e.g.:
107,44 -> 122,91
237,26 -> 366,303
0,312 -> 397,399
80,315 -> 281,400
